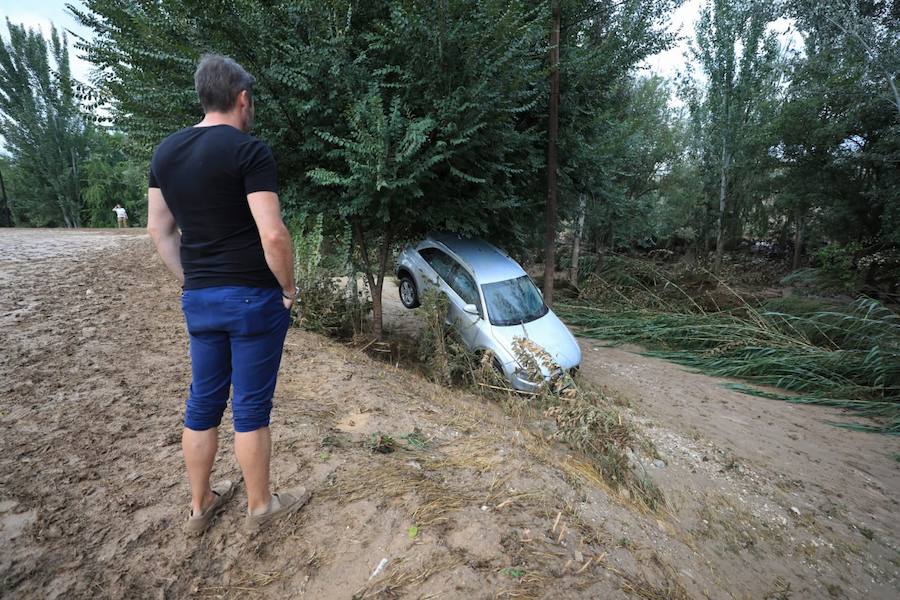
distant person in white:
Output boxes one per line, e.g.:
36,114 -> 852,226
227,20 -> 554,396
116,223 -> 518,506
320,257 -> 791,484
113,204 -> 128,228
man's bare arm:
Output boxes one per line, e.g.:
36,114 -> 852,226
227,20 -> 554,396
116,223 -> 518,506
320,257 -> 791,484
147,187 -> 184,286
247,191 -> 295,304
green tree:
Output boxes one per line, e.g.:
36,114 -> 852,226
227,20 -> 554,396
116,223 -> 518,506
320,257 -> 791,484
535,0 -> 681,290
0,20 -> 88,226
74,0 -> 550,338
307,2 -> 549,337
681,0 -> 783,272
82,130 -> 147,227
581,76 -> 683,253
775,0 -> 900,256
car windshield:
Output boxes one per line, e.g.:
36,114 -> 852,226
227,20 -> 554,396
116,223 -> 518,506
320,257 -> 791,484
482,276 -> 548,326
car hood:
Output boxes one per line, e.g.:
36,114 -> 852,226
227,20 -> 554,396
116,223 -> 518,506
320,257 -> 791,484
490,310 -> 581,371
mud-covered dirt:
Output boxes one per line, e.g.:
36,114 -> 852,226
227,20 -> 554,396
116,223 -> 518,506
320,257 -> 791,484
1,229 -> 898,599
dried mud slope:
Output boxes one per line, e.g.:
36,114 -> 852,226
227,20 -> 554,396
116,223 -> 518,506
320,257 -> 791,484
1,229 -> 898,599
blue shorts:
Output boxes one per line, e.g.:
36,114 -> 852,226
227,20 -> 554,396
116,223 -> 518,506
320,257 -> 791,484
181,286 -> 291,433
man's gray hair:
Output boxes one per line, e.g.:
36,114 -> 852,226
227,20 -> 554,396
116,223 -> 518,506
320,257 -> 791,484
194,54 -> 256,113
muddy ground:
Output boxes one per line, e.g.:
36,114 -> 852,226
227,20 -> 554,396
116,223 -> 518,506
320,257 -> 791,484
1,229 -> 898,599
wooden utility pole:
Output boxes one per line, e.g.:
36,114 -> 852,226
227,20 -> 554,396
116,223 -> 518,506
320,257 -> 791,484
543,0 -> 560,305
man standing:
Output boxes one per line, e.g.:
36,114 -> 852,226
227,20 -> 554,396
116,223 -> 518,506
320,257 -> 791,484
113,204 -> 128,227
147,54 -> 307,534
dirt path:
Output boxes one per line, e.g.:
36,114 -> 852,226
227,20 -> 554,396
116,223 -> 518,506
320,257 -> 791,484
1,229 -> 898,599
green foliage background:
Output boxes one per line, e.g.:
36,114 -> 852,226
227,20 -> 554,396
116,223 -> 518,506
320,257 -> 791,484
0,0 -> 895,300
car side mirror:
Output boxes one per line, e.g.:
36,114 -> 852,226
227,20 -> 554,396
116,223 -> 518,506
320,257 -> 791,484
463,303 -> 479,316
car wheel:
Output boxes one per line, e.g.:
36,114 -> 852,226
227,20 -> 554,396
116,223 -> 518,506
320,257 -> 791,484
399,275 -> 420,308
477,351 -> 507,379
492,357 -> 506,377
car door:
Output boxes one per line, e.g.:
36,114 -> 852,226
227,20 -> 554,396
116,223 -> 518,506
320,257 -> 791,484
418,247 -> 458,314
418,247 -> 453,297
445,262 -> 483,347
408,245 -> 439,294
418,248 -> 481,344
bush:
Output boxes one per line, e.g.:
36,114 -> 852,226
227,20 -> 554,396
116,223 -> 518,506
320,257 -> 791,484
291,214 -> 368,337
812,242 -> 862,292
416,289 -> 480,387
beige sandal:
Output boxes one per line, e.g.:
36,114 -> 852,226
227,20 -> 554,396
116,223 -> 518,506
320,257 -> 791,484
244,485 -> 310,533
183,480 -> 235,534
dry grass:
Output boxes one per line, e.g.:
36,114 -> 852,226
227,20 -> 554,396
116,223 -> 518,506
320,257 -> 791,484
608,552 -> 693,600
423,437 -> 504,473
690,492 -> 785,557
616,568 -> 692,600
494,578 -> 548,600
353,554 -> 463,599
415,296 -> 668,513
197,571 -> 282,597
322,432 -> 520,528
322,459 -> 477,527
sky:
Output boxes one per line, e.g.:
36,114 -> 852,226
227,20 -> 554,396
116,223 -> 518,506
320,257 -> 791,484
641,0 -> 704,79
0,0 -> 94,83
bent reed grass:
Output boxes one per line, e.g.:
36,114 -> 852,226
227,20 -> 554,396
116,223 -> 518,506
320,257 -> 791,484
558,295 -> 900,435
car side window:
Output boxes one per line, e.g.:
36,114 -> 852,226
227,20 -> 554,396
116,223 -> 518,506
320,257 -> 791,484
418,248 -> 481,313
448,264 -> 479,308
418,248 -> 454,282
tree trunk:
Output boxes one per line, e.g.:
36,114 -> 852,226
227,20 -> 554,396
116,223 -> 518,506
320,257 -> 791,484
570,192 -> 586,284
714,140 -> 728,275
792,208 -> 804,271
0,167 -> 12,227
61,205 -> 74,229
543,0 -> 560,305
345,253 -> 361,334
70,148 -> 80,228
370,281 -> 384,339
352,219 -> 392,340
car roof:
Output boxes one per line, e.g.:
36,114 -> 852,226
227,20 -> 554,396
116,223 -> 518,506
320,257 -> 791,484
424,232 -> 526,284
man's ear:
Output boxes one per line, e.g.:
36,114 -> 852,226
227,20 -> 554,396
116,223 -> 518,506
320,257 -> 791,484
239,89 -> 251,109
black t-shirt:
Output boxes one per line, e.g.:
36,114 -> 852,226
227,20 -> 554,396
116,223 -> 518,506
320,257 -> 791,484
148,125 -> 280,290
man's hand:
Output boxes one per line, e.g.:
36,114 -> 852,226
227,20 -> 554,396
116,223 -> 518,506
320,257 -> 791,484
282,285 -> 301,310
247,191 -> 295,295
147,188 -> 184,285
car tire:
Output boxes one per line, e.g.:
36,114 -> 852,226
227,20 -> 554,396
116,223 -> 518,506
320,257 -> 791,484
492,357 -> 506,377
398,275 -> 420,309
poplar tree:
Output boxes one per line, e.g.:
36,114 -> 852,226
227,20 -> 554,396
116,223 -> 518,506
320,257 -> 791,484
682,0 -> 781,272
0,21 -> 88,226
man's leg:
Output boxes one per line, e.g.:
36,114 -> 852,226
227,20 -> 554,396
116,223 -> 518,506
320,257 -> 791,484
183,427 -> 218,514
182,290 -> 232,516
229,290 -> 291,514
234,426 -> 271,513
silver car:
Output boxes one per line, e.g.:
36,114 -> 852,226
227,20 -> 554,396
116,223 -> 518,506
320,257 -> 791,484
395,233 -> 581,391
